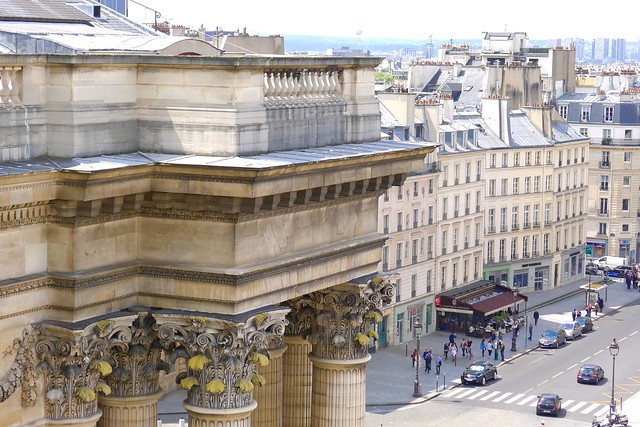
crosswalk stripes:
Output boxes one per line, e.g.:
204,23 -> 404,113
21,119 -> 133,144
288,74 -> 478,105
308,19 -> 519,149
438,388 -> 610,417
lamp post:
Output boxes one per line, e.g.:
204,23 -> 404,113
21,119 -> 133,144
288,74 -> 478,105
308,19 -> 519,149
609,338 -> 619,414
413,320 -> 423,397
511,286 -> 518,352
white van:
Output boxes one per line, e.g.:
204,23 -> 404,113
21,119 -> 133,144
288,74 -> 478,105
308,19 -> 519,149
592,256 -> 627,270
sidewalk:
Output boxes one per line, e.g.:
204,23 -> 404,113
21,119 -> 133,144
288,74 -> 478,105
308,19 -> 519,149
157,276 -> 640,423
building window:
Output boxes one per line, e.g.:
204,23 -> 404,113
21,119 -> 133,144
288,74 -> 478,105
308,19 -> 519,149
383,190 -> 389,202
490,153 -> 496,168
535,151 -> 541,165
598,223 -> 607,235
623,176 -> 631,186
544,175 -> 551,192
534,176 -> 540,192
524,176 -> 531,193
604,106 -> 614,123
512,177 -> 519,194
559,104 -> 568,120
500,207 -> 507,231
546,151 -> 553,165
489,179 -> 496,196
622,224 -> 629,232
499,239 -> 506,260
603,128 -> 612,141
383,214 -> 389,233
579,128 -> 588,137
624,152 -> 632,162
625,129 -> 632,139
600,176 -> 609,191
426,271 -> 432,293
599,198 -> 608,215
397,212 -> 403,231
581,105 -> 590,122
396,279 -> 401,302
411,274 -> 417,298
413,182 -> 419,197
502,153 -> 508,167
514,152 -> 520,167
501,178 -> 508,195
622,199 -> 630,211
512,206 -> 519,229
398,185 -> 403,200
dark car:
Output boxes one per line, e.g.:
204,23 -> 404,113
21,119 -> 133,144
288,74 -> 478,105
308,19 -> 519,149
577,364 -> 604,384
575,316 -> 594,332
536,393 -> 562,416
585,264 -> 599,275
460,360 -> 498,386
539,329 -> 567,348
607,265 -> 633,278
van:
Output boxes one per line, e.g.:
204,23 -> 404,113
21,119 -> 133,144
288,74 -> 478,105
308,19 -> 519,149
592,256 -> 627,270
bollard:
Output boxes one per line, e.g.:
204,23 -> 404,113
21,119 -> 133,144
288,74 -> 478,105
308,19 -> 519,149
436,375 -> 439,392
405,343 -> 408,357
443,373 -> 446,389
178,418 -> 186,427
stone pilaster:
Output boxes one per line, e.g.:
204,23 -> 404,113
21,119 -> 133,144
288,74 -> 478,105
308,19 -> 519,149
96,313 -> 168,427
309,355 -> 370,427
253,344 -> 287,427
281,336 -> 312,427
285,276 -> 394,427
185,401 -> 257,427
157,310 -> 288,425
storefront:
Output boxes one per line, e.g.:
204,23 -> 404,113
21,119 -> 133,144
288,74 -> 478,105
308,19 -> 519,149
435,280 -> 528,335
586,240 -> 607,260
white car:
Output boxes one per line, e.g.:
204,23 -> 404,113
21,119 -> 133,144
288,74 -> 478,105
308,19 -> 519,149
559,322 -> 582,340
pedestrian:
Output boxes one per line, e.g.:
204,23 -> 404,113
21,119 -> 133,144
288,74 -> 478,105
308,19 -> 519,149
598,297 -> 604,313
467,338 -> 473,359
449,332 -> 456,344
411,348 -> 418,367
594,301 -> 599,316
533,310 -> 540,325
435,354 -> 442,374
486,339 -> 493,358
572,308 -> 577,321
499,339 -> 505,361
528,322 -> 533,341
514,321 -> 520,337
586,304 -> 592,317
480,339 -> 486,357
494,341 -> 499,361
451,343 -> 458,366
444,342 -> 449,360
461,339 -> 467,357
425,350 -> 432,373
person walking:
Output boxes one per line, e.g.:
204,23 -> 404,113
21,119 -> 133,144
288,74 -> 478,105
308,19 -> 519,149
451,343 -> 458,366
533,310 -> 540,325
528,322 -> 534,341
443,342 -> 449,360
424,350 -> 432,373
480,339 -> 486,357
486,339 -> 493,358
572,308 -> 577,321
598,297 -> 604,313
411,348 -> 418,367
467,338 -> 473,359
499,339 -> 505,361
461,339 -> 467,358
435,354 -> 442,374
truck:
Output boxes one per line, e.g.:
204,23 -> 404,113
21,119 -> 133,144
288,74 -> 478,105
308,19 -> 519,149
591,256 -> 628,270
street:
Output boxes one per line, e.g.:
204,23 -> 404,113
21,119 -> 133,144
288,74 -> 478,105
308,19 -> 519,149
365,293 -> 640,427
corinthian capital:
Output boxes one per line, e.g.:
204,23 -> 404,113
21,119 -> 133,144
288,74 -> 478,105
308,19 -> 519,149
157,309 -> 288,411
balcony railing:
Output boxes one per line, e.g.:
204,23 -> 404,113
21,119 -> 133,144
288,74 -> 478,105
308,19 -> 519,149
487,226 -> 496,234
0,67 -> 22,105
264,69 -> 342,104
599,161 -> 610,168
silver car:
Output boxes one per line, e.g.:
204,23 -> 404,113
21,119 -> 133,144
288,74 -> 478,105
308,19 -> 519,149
559,321 -> 582,340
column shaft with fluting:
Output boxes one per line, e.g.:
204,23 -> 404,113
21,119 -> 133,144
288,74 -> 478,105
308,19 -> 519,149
253,345 -> 287,427
282,336 -> 312,427
309,355 -> 370,427
97,391 -> 163,427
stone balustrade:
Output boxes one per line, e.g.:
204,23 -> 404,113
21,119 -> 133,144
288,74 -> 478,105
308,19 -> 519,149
0,67 -> 22,105
263,69 -> 342,105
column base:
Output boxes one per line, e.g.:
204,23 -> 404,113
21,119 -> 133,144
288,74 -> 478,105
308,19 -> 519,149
45,410 -> 103,427
184,400 -> 258,427
98,390 -> 164,427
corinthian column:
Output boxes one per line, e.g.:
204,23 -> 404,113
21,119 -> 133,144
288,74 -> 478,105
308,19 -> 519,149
158,310 -> 288,427
287,276 -> 394,427
253,344 -> 287,427
97,313 -> 168,427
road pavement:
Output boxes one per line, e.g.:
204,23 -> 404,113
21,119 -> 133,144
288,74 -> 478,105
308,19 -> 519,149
157,275 -> 640,425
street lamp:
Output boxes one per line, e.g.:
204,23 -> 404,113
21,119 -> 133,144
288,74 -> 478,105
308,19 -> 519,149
609,338 -> 619,414
413,320 -> 423,397
511,286 -> 518,352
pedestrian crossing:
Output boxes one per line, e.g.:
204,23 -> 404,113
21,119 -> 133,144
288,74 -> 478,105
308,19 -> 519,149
440,387 -> 611,417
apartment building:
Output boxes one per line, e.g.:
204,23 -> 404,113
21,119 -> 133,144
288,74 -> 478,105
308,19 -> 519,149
556,75 -> 640,262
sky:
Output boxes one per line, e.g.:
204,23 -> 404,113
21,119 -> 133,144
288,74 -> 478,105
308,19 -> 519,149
127,0 -> 640,41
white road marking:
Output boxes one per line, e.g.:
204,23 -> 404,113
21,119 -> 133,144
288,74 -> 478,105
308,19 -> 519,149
443,388 -> 466,398
517,395 -> 538,406
581,403 -> 601,414
594,349 -> 604,356
505,393 -> 525,404
493,392 -> 512,402
619,336 -> 628,342
567,401 -> 588,412
455,389 -> 478,399
562,399 -> 575,410
480,391 -> 500,401
531,356 -> 546,364
566,363 -> 577,371
580,356 -> 591,362
630,331 -> 638,336
529,400 -> 538,407
467,390 -> 488,400
537,379 -> 548,387
552,371 -> 564,378
594,406 -> 610,417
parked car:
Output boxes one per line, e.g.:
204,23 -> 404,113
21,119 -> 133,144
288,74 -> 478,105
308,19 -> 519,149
607,265 -> 633,278
539,329 -> 567,348
593,256 -> 627,270
577,364 -> 604,384
536,393 -> 562,416
559,321 -> 583,340
585,264 -> 599,275
461,360 -> 498,386
576,316 -> 594,333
